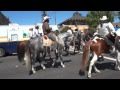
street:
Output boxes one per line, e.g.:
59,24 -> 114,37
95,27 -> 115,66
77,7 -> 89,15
0,53 -> 120,79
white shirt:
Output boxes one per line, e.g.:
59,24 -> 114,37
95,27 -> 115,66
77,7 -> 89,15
97,22 -> 115,37
32,28 -> 40,38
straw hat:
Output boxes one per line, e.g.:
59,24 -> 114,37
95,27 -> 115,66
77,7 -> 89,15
100,16 -> 108,21
43,16 -> 51,22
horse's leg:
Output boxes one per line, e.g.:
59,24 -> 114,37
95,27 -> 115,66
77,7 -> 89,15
40,61 -> 46,70
65,43 -> 70,56
48,47 -> 52,59
115,50 -> 120,70
24,48 -> 33,75
38,52 -> 46,70
31,52 -> 37,74
88,52 -> 98,78
93,65 -> 101,73
59,53 -> 65,68
52,49 -> 58,67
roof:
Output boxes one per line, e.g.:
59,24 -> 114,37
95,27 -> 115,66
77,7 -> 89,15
0,12 -> 11,25
112,23 -> 120,27
58,12 -> 87,25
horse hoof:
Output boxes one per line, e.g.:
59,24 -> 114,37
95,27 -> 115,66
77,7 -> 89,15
62,65 -> 65,68
79,70 -> 85,76
61,63 -> 65,68
42,67 -> 46,70
87,74 -> 91,79
87,76 -> 91,79
52,63 -> 55,67
115,66 -> 120,71
29,71 -> 33,75
33,70 -> 36,74
96,70 -> 101,73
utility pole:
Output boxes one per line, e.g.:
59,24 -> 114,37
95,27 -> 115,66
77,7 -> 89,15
55,11 -> 56,25
41,11 -> 47,22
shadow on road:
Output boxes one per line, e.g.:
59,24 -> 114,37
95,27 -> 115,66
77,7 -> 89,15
95,62 -> 116,71
35,58 -> 72,72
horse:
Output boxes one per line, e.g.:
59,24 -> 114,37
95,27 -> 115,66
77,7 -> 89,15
17,36 -> 46,74
17,32 -> 66,75
63,32 -> 75,55
115,35 -> 120,71
79,33 -> 117,78
73,30 -> 82,54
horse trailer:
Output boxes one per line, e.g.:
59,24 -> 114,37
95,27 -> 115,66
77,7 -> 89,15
0,23 -> 33,57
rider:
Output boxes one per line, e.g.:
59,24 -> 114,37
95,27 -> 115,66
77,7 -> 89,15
31,25 -> 40,39
64,27 -> 73,50
94,15 -> 116,54
66,27 -> 73,41
42,16 -> 57,42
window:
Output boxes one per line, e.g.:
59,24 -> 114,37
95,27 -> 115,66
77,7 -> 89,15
11,34 -> 18,41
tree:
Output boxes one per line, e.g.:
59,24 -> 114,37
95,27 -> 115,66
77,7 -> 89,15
112,11 -> 120,22
86,11 -> 114,31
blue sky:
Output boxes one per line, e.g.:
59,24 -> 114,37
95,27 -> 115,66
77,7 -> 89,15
1,11 -> 119,25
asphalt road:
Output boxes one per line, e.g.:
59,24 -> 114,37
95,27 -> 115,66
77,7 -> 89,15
0,53 -> 120,79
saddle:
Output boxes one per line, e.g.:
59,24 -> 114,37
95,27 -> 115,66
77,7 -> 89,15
42,35 -> 56,47
93,34 -> 113,46
105,34 -> 115,46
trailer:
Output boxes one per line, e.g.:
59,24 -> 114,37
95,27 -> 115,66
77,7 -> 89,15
0,23 -> 33,57
0,23 -> 59,57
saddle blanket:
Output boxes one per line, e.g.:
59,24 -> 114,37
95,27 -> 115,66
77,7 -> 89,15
42,35 -> 55,47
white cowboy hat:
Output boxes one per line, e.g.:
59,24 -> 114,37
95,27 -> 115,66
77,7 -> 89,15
100,16 -> 108,21
43,16 -> 51,22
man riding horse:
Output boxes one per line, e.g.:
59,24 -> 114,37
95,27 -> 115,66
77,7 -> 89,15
30,25 -> 41,39
93,15 -> 116,54
79,16 -> 117,78
42,16 -> 58,42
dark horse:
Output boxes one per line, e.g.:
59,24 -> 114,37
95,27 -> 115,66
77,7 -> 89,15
79,33 -> 117,78
17,33 -> 66,75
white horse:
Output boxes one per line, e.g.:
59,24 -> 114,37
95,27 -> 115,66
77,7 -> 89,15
17,31 -> 72,75
115,29 -> 120,70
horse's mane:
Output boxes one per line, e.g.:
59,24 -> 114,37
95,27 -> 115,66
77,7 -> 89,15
58,32 -> 69,39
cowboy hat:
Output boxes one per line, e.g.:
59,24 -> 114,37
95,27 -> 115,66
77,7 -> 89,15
100,16 -> 108,21
43,16 -> 51,22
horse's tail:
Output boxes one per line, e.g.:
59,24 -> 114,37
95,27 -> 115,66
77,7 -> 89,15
17,40 -> 32,74
79,40 -> 91,76
17,41 -> 27,64
24,45 -> 32,75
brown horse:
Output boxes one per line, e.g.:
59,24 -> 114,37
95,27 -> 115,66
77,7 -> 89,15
17,40 -> 29,64
79,33 -> 116,78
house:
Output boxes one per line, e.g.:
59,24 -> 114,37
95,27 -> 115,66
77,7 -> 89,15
58,11 -> 89,32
